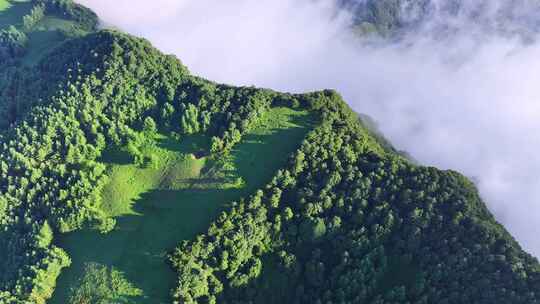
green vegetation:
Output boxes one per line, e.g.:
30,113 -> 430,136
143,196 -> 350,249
49,107 -> 315,303
21,8 -> 94,65
340,0 -> 540,38
36,0 -> 98,32
66,263 -> 143,304
170,90 -> 540,304
24,13 -> 92,62
0,0 -> 97,66
0,0 -> 33,30
0,29 -> 321,302
0,5 -> 539,304
0,25 -> 27,59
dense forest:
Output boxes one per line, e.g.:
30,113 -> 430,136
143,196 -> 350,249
0,0 -> 96,65
0,0 -> 98,128
0,1 -> 539,303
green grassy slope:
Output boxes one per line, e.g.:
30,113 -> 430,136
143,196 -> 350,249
49,107 -> 316,304
0,0 -> 96,67
22,15 -> 81,65
0,0 -> 32,29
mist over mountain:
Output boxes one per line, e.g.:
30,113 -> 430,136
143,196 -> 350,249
341,0 -> 540,39
2,1 -> 540,303
76,0 -> 540,256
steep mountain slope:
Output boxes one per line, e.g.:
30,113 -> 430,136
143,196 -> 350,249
0,2 -> 539,304
0,28 -> 317,303
0,0 -> 97,129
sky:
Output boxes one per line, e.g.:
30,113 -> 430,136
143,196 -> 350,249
77,0 -> 540,257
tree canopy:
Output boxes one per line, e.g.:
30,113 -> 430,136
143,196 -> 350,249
0,4 -> 538,304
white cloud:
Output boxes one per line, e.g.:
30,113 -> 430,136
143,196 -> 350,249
77,0 -> 540,256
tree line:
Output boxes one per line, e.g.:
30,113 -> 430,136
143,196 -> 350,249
1,28 -> 540,304
0,30 -> 306,303
0,0 -> 98,65
169,91 -> 540,303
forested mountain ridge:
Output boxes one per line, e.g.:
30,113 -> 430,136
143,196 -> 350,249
0,29 -> 307,303
0,2 -> 539,304
340,0 -> 540,39
0,0 -> 98,128
0,0 -> 97,65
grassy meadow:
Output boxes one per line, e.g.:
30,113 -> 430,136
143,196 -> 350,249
49,107 -> 317,303
0,0 -> 87,65
22,15 -> 82,65
0,0 -> 32,30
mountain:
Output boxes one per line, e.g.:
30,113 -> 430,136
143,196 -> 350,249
0,1 -> 539,303
0,0 -> 97,128
340,0 -> 540,39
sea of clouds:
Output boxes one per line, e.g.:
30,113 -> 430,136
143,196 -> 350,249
77,0 -> 540,257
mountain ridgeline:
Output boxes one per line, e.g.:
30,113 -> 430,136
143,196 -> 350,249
0,1 -> 539,304
340,0 -> 540,39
